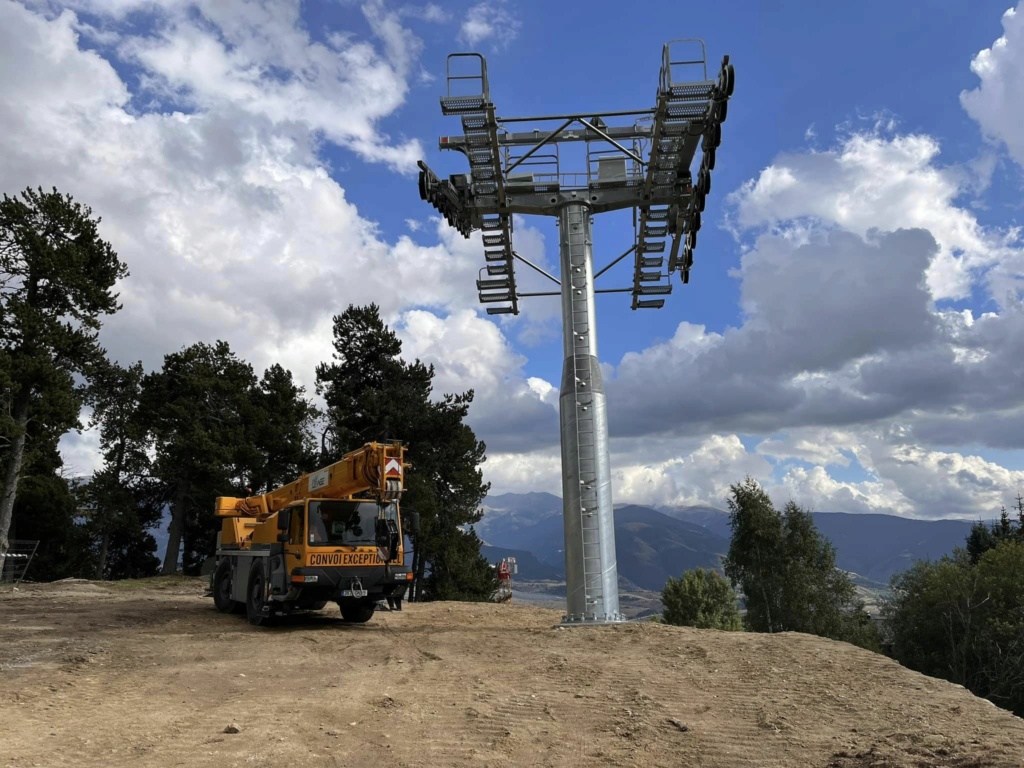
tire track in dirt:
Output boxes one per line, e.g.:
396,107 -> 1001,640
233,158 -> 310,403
378,618 -> 608,766
379,619 -> 542,765
5,583 -> 1024,768
567,627 -> 817,767
360,617 -> 499,764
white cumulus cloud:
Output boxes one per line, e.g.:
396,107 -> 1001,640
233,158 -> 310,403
1,1 -> 557,476
961,4 -> 1024,169
396,309 -> 558,453
457,0 -> 521,50
729,131 -> 1017,302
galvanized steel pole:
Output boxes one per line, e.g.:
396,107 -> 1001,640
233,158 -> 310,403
558,203 -> 623,624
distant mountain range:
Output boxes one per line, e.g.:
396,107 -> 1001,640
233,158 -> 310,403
477,492 -> 981,591
153,491 -> 982,594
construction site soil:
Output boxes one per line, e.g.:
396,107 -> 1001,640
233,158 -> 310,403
2,578 -> 1023,768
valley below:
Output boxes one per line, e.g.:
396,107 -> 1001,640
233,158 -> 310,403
477,493 -> 979,613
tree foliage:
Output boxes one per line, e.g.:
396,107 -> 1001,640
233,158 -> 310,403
80,360 -> 160,579
7,437 -> 92,580
68,344 -> 318,579
246,363 -> 319,494
884,501 -> 1024,717
723,477 -> 878,649
0,187 -> 127,573
145,341 -> 259,574
722,477 -> 785,632
0,188 -> 330,584
661,567 -> 742,630
316,304 -> 495,602
966,496 -> 1024,565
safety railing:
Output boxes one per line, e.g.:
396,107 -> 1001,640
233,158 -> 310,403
659,38 -> 708,94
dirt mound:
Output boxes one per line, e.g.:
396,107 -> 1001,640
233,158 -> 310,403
1,580 -> 1022,767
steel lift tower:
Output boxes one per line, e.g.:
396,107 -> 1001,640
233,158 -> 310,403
418,41 -> 735,624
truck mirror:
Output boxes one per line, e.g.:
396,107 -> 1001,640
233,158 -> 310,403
277,512 -> 290,532
374,518 -> 401,563
375,518 -> 390,552
277,532 -> 289,543
406,511 -> 420,535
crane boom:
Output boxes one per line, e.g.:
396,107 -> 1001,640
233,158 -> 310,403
214,441 -> 407,519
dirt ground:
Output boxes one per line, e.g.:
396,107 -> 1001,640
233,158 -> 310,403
2,579 -> 1023,768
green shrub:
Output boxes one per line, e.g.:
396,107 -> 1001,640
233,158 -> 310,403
661,567 -> 743,631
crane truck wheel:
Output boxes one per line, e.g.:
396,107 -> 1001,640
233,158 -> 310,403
339,602 -> 376,623
246,562 -> 275,627
212,559 -> 244,614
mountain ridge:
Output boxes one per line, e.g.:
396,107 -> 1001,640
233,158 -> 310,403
477,492 -> 982,586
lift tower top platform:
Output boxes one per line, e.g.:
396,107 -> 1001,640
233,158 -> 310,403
418,40 -> 735,623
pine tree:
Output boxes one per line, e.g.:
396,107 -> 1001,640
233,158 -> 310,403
245,364 -> 319,494
6,433 -> 92,581
0,187 -> 127,575
315,304 -> 495,602
1016,494 -> 1024,542
81,360 -> 160,579
144,341 -> 257,574
966,498 -> 1024,564
966,520 -> 997,565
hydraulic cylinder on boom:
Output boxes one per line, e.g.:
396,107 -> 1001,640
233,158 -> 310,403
208,440 -> 414,626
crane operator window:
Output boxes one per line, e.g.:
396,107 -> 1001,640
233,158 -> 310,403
308,501 -> 397,546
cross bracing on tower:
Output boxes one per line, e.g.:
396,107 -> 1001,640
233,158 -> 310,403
417,40 -> 735,625
417,40 -> 735,315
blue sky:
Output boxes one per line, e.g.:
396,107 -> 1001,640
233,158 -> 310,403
352,0 -> 1020,372
3,0 -> 1024,519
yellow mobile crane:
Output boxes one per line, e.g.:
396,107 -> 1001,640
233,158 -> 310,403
209,441 -> 414,626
